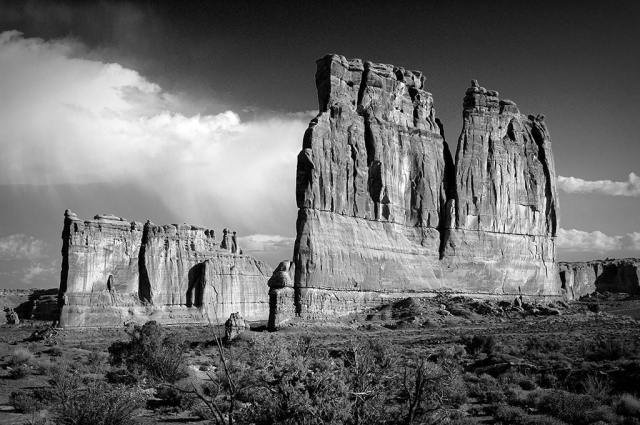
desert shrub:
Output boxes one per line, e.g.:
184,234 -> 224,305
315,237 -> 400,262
155,381 -> 197,413
583,337 -> 637,361
48,346 -> 63,357
52,378 -> 146,425
536,389 -> 617,424
397,355 -> 468,424
505,386 -> 530,406
617,394 -> 640,418
84,350 -> 108,373
524,336 -> 562,354
238,334 -> 351,424
492,404 -> 567,425
580,373 -> 612,401
108,321 -> 188,384
462,335 -> 496,356
9,346 -> 34,366
492,404 -> 530,423
538,372 -> 561,389
9,363 -> 30,379
467,373 -> 505,404
10,389 -> 50,413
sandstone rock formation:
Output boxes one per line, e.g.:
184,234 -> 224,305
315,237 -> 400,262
58,210 -> 271,327
270,54 -> 561,328
0,288 -> 58,323
224,312 -> 250,341
558,258 -> 640,300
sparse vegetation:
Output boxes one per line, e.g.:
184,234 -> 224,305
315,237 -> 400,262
0,296 -> 639,424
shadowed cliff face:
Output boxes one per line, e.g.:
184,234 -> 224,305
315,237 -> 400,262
271,54 -> 561,327
58,210 -> 272,327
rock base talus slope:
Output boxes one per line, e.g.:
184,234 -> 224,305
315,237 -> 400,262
270,55 -> 562,328
58,210 -> 271,327
559,259 -> 640,300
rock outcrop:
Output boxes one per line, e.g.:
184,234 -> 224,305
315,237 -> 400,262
271,54 -> 561,328
559,259 -> 640,300
58,210 -> 271,327
224,312 -> 250,341
0,288 -> 58,323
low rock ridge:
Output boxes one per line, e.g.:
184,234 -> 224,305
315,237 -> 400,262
558,258 -> 640,300
58,210 -> 272,327
270,54 -> 561,328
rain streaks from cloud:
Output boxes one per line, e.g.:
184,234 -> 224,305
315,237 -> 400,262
0,30 -> 307,233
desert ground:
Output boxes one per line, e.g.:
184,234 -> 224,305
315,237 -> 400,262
0,294 -> 639,425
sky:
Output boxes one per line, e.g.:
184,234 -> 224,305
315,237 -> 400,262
0,0 -> 638,289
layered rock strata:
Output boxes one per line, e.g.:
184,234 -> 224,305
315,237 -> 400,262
271,54 -> 561,328
59,210 -> 271,327
558,259 -> 640,300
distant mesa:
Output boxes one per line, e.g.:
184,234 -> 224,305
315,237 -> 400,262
57,209 -> 272,327
559,258 -> 640,300
269,54 -> 561,328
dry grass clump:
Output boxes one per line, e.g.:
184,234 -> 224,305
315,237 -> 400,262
9,346 -> 34,366
616,393 -> 640,418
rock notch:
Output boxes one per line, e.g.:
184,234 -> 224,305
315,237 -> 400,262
269,54 -> 561,328
58,210 -> 272,327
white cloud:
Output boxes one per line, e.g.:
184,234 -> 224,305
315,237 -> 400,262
558,173 -> 640,197
0,31 -> 309,232
558,228 -> 640,252
238,234 -> 296,253
0,234 -> 49,260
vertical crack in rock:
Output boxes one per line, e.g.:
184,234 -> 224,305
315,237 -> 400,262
138,221 -> 152,304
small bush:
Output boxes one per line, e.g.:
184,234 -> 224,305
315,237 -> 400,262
536,389 -> 617,424
538,372 -> 561,389
9,347 -> 34,366
48,346 -> 63,357
108,321 -> 188,384
155,382 -> 197,413
580,374 -> 612,401
468,373 -> 505,404
525,336 -> 562,354
583,337 -> 637,361
52,379 -> 146,425
617,394 -> 640,418
84,350 -> 108,373
462,335 -> 497,356
9,363 -> 30,379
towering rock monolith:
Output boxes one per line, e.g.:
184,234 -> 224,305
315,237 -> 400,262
440,79 -> 560,296
270,54 -> 561,328
58,210 -> 271,327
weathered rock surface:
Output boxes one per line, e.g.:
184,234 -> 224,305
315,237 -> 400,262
59,210 -> 272,327
270,55 -> 561,328
225,312 -> 250,341
0,288 -> 58,323
558,259 -> 640,300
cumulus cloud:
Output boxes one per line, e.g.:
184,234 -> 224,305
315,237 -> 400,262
0,31 -> 309,233
0,234 -> 49,260
557,173 -> 640,197
557,228 -> 640,252
238,234 -> 296,253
